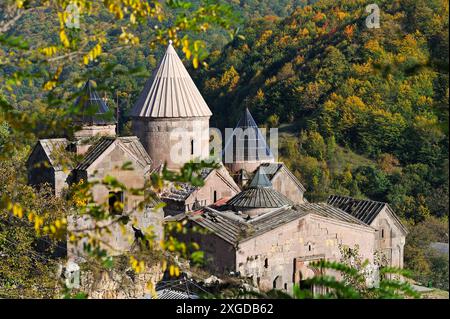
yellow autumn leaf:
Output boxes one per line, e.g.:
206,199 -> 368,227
192,56 -> 199,69
13,203 -> 23,218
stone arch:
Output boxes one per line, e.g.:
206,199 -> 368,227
273,275 -> 283,289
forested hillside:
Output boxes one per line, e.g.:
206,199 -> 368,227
197,0 -> 448,217
194,0 -> 449,288
1,0 -> 448,292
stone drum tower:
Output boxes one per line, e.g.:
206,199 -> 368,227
131,42 -> 212,170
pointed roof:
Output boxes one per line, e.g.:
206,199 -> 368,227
130,42 -> 212,118
73,80 -> 115,125
75,136 -> 152,171
249,167 -> 272,188
223,108 -> 274,162
327,195 -> 408,234
227,169 -> 293,210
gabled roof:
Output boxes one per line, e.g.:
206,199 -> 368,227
27,138 -> 70,171
186,202 -> 372,245
327,195 -> 408,233
223,108 -> 274,163
327,195 -> 387,225
160,168 -> 214,202
296,202 -> 369,227
227,170 -> 293,209
75,136 -> 151,171
73,80 -> 115,125
258,162 -> 306,192
160,165 -> 240,203
130,42 -> 212,118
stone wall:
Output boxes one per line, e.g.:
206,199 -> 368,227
132,117 -> 210,171
69,143 -> 163,258
74,124 -> 116,140
80,263 -> 164,299
235,214 -> 376,292
270,169 -> 305,204
179,224 -> 236,274
371,207 -> 406,268
185,166 -> 240,211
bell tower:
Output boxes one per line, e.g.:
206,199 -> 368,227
72,79 -> 116,154
130,41 -> 212,170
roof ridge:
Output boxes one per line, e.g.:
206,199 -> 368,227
130,43 -> 212,118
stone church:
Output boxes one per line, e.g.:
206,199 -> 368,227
26,42 -> 407,293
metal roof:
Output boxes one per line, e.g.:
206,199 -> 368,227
75,136 -> 152,171
227,170 -> 293,209
130,42 -> 212,118
188,202 -> 371,245
28,138 -> 70,171
327,195 -> 387,225
296,202 -> 369,227
73,80 -> 115,125
223,108 -> 274,162
145,288 -> 199,299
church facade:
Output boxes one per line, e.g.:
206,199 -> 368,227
26,42 -> 407,293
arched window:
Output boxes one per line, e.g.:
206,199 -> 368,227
273,276 -> 282,289
264,258 -> 268,268
244,135 -> 249,161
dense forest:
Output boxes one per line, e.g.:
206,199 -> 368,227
1,0 -> 448,294
195,0 -> 449,288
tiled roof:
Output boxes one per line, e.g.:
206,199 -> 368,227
188,202 -> 371,245
73,80 -> 115,125
130,42 -> 212,118
327,195 -> 387,225
29,138 -> 70,171
76,136 -> 152,171
227,169 -> 293,209
296,202 -> 369,227
223,108 -> 274,162
145,288 -> 199,299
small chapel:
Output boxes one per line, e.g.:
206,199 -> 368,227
26,42 -> 408,293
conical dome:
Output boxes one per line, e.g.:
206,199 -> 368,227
130,42 -> 212,118
227,169 -> 293,212
73,80 -> 115,125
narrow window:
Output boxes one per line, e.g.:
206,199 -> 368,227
381,229 -> 384,238
264,258 -> 268,268
109,191 -> 124,214
284,283 -> 288,290
308,244 -> 312,252
233,135 -> 237,162
244,135 -> 249,161
213,190 -> 217,203
191,139 -> 195,156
